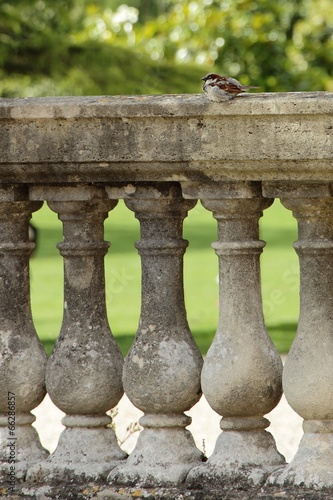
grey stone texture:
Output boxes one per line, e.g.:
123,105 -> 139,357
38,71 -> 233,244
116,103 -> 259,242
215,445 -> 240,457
0,93 -> 333,497
27,186 -> 126,482
263,183 -> 333,489
0,187 -> 48,480
108,183 -> 203,487
184,182 -> 284,488
0,92 -> 332,183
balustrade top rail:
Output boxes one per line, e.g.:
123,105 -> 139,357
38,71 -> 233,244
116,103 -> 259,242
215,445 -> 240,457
0,92 -> 332,183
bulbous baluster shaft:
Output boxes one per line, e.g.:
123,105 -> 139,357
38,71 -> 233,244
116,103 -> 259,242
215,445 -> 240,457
109,183 -> 203,487
27,186 -> 125,482
0,186 -> 47,481
183,182 -> 284,489
269,190 -> 333,488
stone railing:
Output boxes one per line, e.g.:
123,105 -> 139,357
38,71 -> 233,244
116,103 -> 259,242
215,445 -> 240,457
0,93 -> 333,499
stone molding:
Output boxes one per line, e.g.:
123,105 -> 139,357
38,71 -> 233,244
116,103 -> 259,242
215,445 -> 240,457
0,93 -> 332,182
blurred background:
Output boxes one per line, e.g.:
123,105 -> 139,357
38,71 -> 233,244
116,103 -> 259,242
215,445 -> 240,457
1,0 -> 332,356
1,0 -> 333,97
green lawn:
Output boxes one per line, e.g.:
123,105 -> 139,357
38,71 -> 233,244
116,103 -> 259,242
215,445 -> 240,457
30,198 -> 299,357
260,199 -> 299,352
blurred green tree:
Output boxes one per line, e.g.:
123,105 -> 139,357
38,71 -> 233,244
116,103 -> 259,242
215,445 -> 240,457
0,0 -> 332,97
0,0 -> 202,96
131,0 -> 333,91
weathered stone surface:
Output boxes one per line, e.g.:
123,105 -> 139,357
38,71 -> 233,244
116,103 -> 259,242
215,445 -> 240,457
109,183 -> 203,487
27,186 -> 126,482
0,93 -> 332,183
0,188 -> 47,480
1,93 -> 333,497
3,481 -> 333,499
264,185 -> 333,489
185,182 -> 284,488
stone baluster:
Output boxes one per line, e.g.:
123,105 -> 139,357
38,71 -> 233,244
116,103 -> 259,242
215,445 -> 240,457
27,186 -> 126,482
0,186 -> 48,482
264,182 -> 333,488
183,182 -> 285,489
108,183 -> 203,487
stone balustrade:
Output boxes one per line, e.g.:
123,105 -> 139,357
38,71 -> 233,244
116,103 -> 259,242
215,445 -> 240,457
0,93 -> 333,499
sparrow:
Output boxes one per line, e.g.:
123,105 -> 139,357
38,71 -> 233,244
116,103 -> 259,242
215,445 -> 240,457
201,73 -> 260,102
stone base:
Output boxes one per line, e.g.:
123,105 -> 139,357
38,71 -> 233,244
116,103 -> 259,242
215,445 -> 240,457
0,423 -> 48,481
187,463 -> 283,490
27,426 -> 126,482
187,429 -> 285,488
3,481 -> 333,499
109,426 -> 204,487
267,426 -> 333,489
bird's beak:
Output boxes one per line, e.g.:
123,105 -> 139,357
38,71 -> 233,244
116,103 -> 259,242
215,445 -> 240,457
200,77 -> 205,81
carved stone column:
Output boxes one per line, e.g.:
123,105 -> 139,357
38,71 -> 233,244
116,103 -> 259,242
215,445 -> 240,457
265,182 -> 333,488
183,182 -> 284,489
0,186 -> 48,481
27,186 -> 126,482
108,183 -> 203,487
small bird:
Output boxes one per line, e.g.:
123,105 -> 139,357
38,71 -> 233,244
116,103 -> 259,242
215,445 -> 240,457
201,73 -> 260,102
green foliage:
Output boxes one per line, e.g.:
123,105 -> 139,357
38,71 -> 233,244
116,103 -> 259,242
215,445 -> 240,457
131,0 -> 333,91
0,0 -> 200,96
0,41 -> 202,97
0,0 -> 332,96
